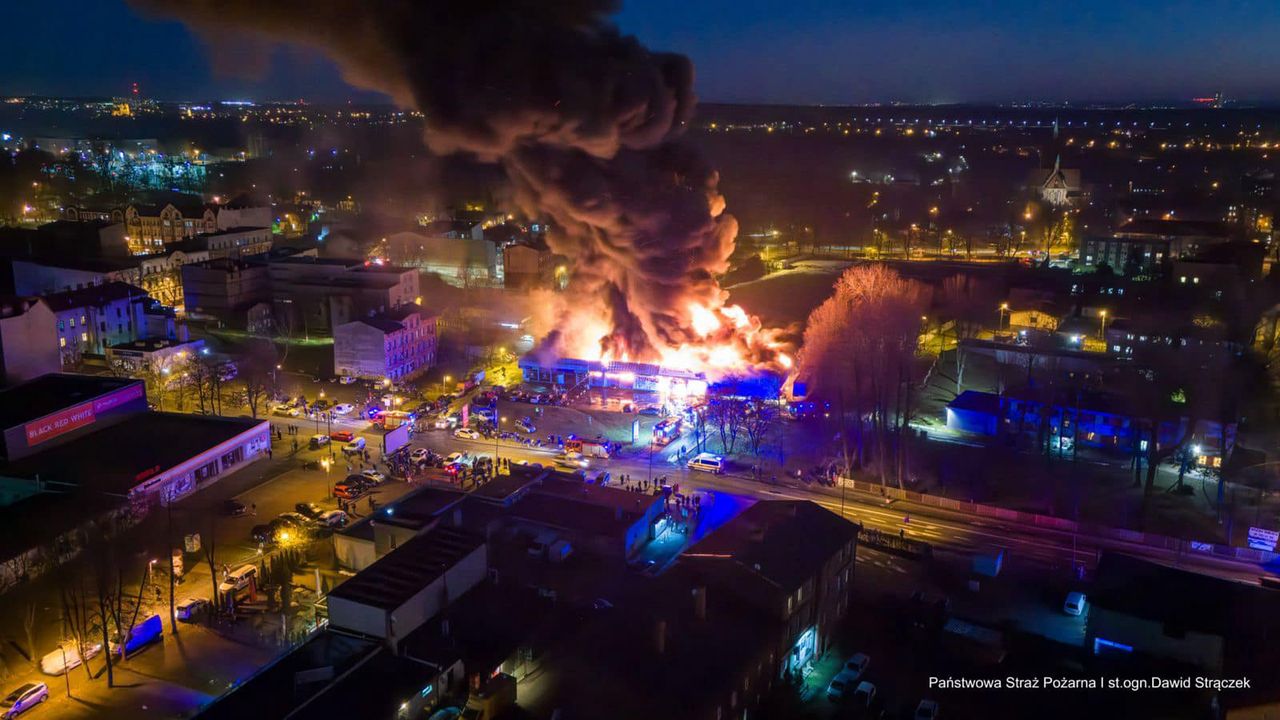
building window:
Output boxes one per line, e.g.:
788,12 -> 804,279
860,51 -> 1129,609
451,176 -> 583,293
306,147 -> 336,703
81,332 -> 88,342
59,337 -> 66,348
58,320 -> 65,331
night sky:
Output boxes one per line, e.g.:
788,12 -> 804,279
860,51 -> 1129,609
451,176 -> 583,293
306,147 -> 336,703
6,0 -> 1280,104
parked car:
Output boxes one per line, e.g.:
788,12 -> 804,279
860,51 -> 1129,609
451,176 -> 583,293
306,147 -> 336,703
330,430 -> 355,442
218,566 -> 257,597
686,452 -> 725,474
221,498 -> 248,517
317,510 -> 349,528
250,524 -> 274,544
410,447 -> 430,462
851,681 -> 877,709
1,683 -> 48,718
915,699 -> 940,720
111,614 -> 163,658
277,511 -> 312,527
361,469 -> 387,484
843,652 -> 871,681
445,452 -> 469,466
1063,591 -> 1087,616
333,483 -> 361,500
343,437 -> 367,455
309,434 -> 330,449
332,403 -> 355,415
453,428 -> 480,440
515,417 -> 535,433
827,670 -> 857,702
39,641 -> 101,676
295,502 -> 324,520
339,376 -> 357,385
638,406 -> 662,416
175,597 -> 209,622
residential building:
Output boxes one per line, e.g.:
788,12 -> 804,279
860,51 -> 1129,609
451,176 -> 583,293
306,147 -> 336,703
214,194 -> 272,230
1081,219 -> 1235,276
269,256 -> 419,336
180,257 -> 272,327
41,282 -> 151,365
122,197 -> 217,252
201,226 -> 272,258
333,305 -> 438,382
0,297 -> 60,384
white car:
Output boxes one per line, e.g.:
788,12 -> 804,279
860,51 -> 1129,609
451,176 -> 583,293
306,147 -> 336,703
1063,591 -> 1087,616
40,642 -> 101,675
915,699 -> 940,720
445,452 -> 469,466
317,509 -> 349,528
453,428 -> 480,440
175,597 -> 209,622
1,683 -> 48,718
515,418 -> 535,433
843,652 -> 870,681
410,448 -> 429,462
827,670 -> 857,701
332,403 -> 355,416
361,469 -> 387,484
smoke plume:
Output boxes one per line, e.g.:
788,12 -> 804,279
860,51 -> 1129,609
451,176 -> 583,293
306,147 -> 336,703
137,0 -> 779,367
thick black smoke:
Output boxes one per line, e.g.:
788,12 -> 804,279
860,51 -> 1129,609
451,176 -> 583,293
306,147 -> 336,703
135,0 -> 745,362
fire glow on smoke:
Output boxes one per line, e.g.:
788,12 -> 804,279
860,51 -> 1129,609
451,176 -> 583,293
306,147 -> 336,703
135,0 -> 793,380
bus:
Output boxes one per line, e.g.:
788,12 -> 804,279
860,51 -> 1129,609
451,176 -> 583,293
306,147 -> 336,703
652,417 -> 682,446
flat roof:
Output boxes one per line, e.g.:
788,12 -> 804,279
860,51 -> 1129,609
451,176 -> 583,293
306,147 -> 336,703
533,476 -> 658,516
196,631 -> 380,720
687,500 -> 858,592
381,486 -> 466,530
327,525 -> 484,611
0,374 -> 143,430
1,412 -> 265,495
107,337 -> 202,352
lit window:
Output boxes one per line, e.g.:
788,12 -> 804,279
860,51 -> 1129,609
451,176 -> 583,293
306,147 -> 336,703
81,332 -> 88,342
59,337 -> 66,348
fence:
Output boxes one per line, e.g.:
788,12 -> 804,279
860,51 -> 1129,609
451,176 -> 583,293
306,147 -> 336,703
839,477 -> 1279,566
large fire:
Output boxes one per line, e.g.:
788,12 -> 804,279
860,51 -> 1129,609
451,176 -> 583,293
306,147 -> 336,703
541,293 -> 793,380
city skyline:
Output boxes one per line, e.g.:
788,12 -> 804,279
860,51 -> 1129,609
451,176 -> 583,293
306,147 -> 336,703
5,0 -> 1280,105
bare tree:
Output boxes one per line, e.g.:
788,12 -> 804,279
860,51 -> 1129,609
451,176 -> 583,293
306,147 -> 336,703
239,339 -> 277,418
797,265 -> 929,488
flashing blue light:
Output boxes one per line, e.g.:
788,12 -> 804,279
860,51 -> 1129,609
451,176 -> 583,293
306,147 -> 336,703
386,507 -> 394,517
420,684 -> 433,698
1093,637 -> 1133,654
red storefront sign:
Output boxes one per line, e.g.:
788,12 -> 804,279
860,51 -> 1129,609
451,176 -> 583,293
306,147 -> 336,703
24,383 -> 145,448
25,403 -> 96,446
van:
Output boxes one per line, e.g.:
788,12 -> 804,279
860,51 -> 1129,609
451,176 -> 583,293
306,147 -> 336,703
218,564 -> 257,597
686,453 -> 725,474
309,434 -> 330,449
342,437 -> 366,455
113,614 -> 162,658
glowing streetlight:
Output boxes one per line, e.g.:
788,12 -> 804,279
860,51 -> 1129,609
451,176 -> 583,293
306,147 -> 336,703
1099,309 -> 1109,340
998,302 -> 1010,330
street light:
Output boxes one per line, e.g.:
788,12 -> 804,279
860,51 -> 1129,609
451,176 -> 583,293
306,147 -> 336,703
998,303 -> 1010,331
441,375 -> 452,398
1099,309 -> 1109,341
321,457 -> 332,497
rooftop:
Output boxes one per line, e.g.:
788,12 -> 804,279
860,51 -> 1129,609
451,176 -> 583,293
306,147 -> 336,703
686,500 -> 858,592
379,486 -> 465,531
42,281 -> 147,313
194,630 -> 379,720
106,337 -> 203,353
948,389 -> 1004,415
0,374 -> 142,430
0,412 -> 265,495
326,525 -> 484,611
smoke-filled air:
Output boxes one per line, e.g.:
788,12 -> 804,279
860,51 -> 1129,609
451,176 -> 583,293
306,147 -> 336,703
134,0 -> 791,376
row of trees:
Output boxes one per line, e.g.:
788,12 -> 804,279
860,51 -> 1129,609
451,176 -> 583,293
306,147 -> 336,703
129,338 -> 278,418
